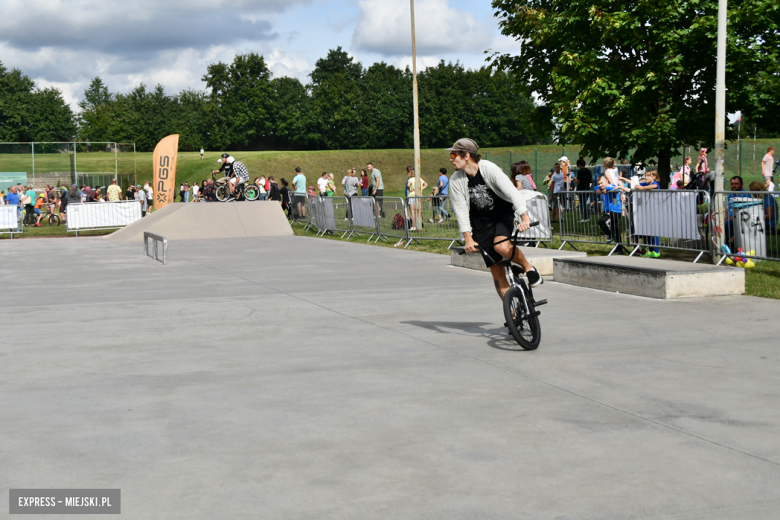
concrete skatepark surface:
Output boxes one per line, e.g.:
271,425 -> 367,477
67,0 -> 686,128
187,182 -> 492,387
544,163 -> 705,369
2,235 -> 780,519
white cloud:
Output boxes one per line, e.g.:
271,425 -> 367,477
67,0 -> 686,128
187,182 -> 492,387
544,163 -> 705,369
32,78 -> 81,109
351,0 -> 494,57
392,55 -> 443,72
265,48 -> 310,81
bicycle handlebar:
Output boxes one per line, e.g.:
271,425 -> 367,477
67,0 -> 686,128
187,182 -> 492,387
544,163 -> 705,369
458,221 -> 540,255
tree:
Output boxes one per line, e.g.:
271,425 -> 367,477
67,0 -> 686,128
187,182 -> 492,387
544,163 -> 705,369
268,77 -> 319,149
490,0 -> 780,186
78,77 -> 115,142
0,62 -> 75,142
310,48 -> 365,149
359,63 -> 413,149
202,53 -> 274,150
27,88 -> 77,141
176,89 -> 209,151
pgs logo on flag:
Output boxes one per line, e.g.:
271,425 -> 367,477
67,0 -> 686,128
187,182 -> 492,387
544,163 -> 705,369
153,135 -> 179,210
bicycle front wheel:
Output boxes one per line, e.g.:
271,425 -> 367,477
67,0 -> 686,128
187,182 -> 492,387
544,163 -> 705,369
244,185 -> 259,201
49,214 -> 61,226
503,286 -> 541,350
216,185 -> 231,202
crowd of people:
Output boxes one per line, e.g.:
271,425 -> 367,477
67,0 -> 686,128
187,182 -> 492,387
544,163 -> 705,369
2,147 -> 776,247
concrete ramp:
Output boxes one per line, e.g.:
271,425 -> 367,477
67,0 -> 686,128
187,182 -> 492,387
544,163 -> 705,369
553,256 -> 745,299
106,202 -> 293,243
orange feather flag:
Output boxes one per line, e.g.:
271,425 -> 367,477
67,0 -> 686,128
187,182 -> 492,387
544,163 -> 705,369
152,134 -> 179,210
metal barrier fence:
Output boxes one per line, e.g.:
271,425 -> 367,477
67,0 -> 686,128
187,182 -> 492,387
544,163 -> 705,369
290,193 -> 313,230
558,190 -> 633,254
404,196 -> 459,247
305,194 -> 549,250
309,196 -> 352,237
0,205 -> 22,238
558,189 -> 711,260
348,196 -> 379,241
521,193 -> 553,246
626,190 -> 711,262
66,200 -> 142,236
710,190 -> 780,263
374,197 -> 409,244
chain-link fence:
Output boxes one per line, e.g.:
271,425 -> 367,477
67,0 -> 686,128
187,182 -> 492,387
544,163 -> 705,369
0,141 -> 137,190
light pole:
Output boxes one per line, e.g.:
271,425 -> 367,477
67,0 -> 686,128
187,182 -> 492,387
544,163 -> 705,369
713,0 -> 727,257
410,0 -> 421,199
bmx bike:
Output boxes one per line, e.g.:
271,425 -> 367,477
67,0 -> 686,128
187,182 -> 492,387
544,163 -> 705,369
23,205 -> 59,226
460,222 -> 546,350
211,172 -> 259,202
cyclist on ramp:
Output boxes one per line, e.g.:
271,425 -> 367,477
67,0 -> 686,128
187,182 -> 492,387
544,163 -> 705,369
448,138 -> 543,299
212,154 -> 250,199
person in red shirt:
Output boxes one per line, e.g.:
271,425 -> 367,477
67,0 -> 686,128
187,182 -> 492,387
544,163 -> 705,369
361,170 -> 369,195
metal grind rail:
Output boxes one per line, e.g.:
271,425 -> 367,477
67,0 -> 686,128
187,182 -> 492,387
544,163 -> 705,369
144,232 -> 168,265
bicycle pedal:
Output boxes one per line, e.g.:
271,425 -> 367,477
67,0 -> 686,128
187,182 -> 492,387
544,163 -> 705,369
534,299 -> 548,306
532,311 -> 541,317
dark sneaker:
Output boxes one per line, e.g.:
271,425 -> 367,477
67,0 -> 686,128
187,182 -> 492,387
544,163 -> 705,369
526,266 -> 543,288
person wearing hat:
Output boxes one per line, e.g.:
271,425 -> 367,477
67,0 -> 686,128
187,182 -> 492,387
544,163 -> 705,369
447,138 -> 543,297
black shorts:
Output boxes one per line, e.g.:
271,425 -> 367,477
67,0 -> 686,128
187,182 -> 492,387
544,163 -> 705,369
471,214 -> 516,267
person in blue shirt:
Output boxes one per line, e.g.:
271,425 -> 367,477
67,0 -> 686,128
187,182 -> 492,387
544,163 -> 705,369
632,170 -> 661,257
595,175 -> 630,251
291,167 -> 307,219
5,186 -> 20,207
5,186 -> 21,220
724,176 -> 746,246
430,168 -> 450,223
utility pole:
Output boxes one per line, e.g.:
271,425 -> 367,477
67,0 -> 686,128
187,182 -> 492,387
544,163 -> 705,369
737,115 -> 742,176
713,0 -> 727,257
410,0 -> 421,199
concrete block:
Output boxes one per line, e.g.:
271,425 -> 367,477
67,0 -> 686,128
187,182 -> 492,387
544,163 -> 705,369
451,246 -> 587,279
553,256 -> 745,299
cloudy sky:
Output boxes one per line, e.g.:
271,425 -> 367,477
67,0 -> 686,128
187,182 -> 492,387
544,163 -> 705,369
0,0 -> 518,110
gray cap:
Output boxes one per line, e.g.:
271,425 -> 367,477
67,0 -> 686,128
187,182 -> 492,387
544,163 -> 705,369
446,138 -> 479,154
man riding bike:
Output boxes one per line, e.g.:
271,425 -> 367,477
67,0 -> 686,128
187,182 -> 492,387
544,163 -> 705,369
212,154 -> 249,198
448,138 -> 542,301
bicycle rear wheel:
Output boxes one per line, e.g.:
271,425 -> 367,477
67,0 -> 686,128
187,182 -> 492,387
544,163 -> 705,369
23,213 -> 36,226
216,185 -> 231,202
244,185 -> 259,201
503,286 -> 541,350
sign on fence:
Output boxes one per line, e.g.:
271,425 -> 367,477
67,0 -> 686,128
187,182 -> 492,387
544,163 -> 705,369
632,191 -> 699,240
1,205 -> 20,230
67,201 -> 142,231
352,197 -> 376,229
522,195 -> 552,241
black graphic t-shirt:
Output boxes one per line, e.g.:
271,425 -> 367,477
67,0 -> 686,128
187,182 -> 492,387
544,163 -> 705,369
468,171 -> 514,231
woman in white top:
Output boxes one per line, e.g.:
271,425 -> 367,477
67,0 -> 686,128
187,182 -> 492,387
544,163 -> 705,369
406,166 -> 428,231
603,157 -> 619,185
